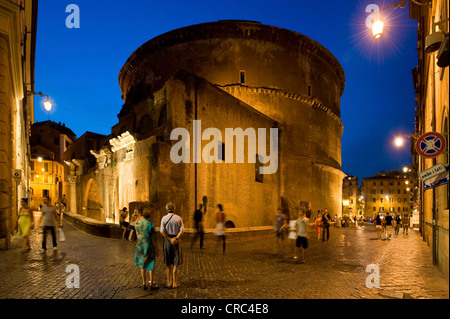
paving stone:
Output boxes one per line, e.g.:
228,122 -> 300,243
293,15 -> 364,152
0,222 -> 448,300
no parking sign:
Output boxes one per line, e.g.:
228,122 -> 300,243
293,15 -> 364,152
415,132 -> 447,158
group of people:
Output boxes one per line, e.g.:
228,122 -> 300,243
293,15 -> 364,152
17,196 -> 64,253
129,202 -> 227,291
274,207 -> 332,263
374,212 -> 410,240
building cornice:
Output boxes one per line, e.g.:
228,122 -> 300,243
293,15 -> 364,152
218,83 -> 344,133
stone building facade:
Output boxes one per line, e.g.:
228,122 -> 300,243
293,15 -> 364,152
0,0 -> 37,249
29,120 -> 76,209
342,175 -> 359,217
69,21 -> 346,229
410,0 -> 449,281
361,168 -> 418,219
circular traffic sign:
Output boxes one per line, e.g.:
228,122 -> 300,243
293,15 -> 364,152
415,132 -> 447,158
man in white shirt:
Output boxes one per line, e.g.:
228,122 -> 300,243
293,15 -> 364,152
39,196 -> 61,253
160,202 -> 184,288
294,209 -> 310,263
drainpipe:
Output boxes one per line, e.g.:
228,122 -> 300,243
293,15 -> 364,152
431,53 -> 438,266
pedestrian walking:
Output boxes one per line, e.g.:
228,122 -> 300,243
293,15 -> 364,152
160,202 -> 184,288
294,209 -> 310,263
384,212 -> 393,240
336,214 -> 342,228
402,213 -> 410,235
274,208 -> 287,256
128,209 -> 140,241
287,210 -> 298,257
314,210 -> 322,240
61,194 -> 68,211
191,204 -> 204,249
119,207 -> 129,240
18,198 -> 33,253
394,214 -> 401,235
39,196 -> 61,253
322,209 -> 331,241
215,204 -> 227,255
374,214 -> 383,240
134,208 -> 159,290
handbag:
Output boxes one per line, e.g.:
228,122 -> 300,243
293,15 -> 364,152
59,228 -> 66,242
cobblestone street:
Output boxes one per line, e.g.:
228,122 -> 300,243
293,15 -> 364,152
0,220 -> 448,301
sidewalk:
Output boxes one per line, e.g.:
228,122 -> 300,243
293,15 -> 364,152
0,220 -> 448,299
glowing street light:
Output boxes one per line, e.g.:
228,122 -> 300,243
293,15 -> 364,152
43,96 -> 52,112
369,0 -> 432,40
27,91 -> 52,112
394,136 -> 404,147
372,19 -> 384,38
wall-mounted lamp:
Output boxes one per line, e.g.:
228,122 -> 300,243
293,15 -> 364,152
27,91 -> 52,112
371,0 -> 431,39
425,17 -> 449,54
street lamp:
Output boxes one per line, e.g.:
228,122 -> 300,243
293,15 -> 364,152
394,132 -> 420,148
27,91 -> 52,112
370,0 -> 431,39
43,96 -> 52,112
372,19 -> 384,38
394,136 -> 405,147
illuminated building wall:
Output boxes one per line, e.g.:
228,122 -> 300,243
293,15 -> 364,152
29,158 -> 65,210
410,0 -> 449,281
342,176 -> 359,217
0,0 -> 37,250
362,168 -> 418,218
70,21 -> 346,228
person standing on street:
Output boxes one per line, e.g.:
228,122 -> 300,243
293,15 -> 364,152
394,214 -> 401,235
39,196 -> 61,253
315,210 -> 322,240
374,214 -> 383,240
402,213 -> 410,235
128,209 -> 140,241
322,209 -> 331,242
120,207 -> 129,240
294,209 -> 310,263
287,210 -> 298,257
384,212 -> 393,240
18,198 -> 33,253
215,204 -> 227,255
160,202 -> 184,288
134,208 -> 159,290
274,208 -> 287,256
191,204 -> 204,249
61,194 -> 68,211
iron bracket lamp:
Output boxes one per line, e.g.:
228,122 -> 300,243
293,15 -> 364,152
26,90 -> 52,111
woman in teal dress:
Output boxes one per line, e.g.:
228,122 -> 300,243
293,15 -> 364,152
134,208 -> 159,290
18,198 -> 33,252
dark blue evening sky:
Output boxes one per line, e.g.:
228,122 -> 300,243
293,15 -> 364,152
34,0 -> 418,182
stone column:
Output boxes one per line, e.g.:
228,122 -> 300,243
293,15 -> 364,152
64,161 -> 78,214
